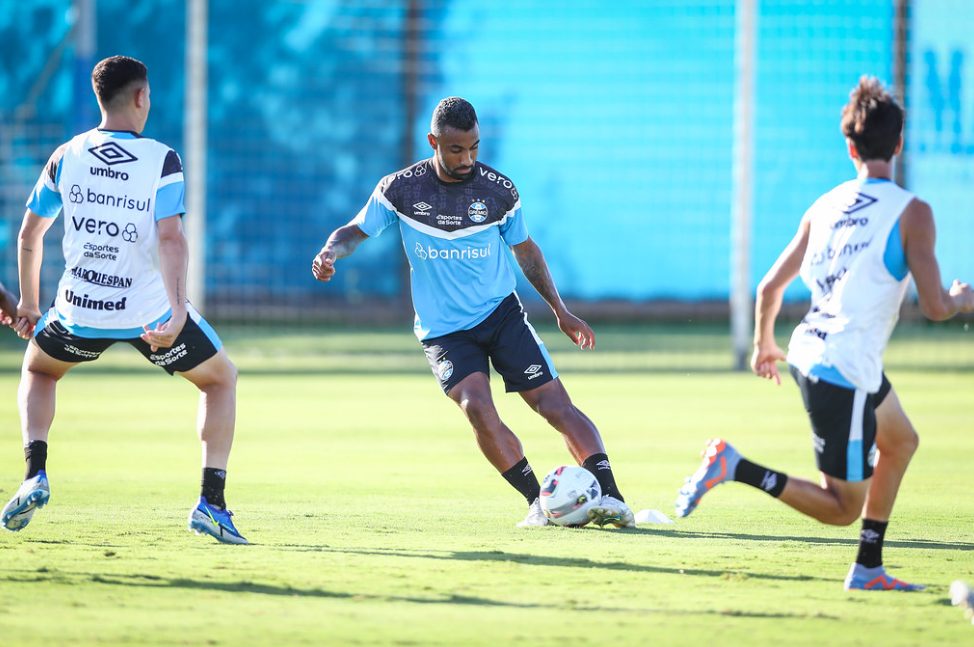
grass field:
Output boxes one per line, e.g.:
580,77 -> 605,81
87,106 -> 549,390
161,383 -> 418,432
0,323 -> 971,645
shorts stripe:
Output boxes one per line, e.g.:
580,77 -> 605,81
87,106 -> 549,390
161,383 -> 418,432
514,292 -> 558,380
189,304 -> 223,350
847,389 -> 867,481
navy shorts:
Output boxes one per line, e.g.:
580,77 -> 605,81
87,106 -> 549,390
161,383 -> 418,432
33,305 -> 222,375
790,366 -> 892,482
422,294 -> 559,395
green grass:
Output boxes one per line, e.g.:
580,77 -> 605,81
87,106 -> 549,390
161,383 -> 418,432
0,324 -> 972,645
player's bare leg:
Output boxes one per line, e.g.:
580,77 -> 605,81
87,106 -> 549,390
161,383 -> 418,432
864,388 -> 918,521
179,349 -> 246,544
18,341 -> 75,445
676,438 -> 865,525
777,474 -> 869,526
449,372 -> 525,471
519,378 -> 603,462
844,387 -> 922,590
3,343 -> 75,531
448,372 -> 546,526
520,378 -> 633,527
179,349 -> 238,471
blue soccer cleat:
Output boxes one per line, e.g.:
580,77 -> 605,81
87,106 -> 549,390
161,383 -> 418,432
844,563 -> 925,592
675,438 -> 741,518
188,496 -> 248,545
2,471 -> 51,532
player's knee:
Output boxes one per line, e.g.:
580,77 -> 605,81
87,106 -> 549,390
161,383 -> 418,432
878,423 -> 919,460
826,508 -> 861,526
533,396 -> 574,427
459,395 -> 497,429
23,364 -> 64,384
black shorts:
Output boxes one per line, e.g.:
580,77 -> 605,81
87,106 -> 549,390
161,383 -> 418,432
790,366 -> 892,482
421,294 -> 559,395
33,305 -> 222,375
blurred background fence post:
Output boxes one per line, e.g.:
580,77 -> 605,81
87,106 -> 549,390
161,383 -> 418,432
185,0 -> 208,309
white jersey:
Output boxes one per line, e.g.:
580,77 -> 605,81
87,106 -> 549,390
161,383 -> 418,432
28,129 -> 186,330
787,178 -> 914,393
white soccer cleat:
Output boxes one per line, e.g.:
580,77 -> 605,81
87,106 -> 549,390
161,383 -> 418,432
588,495 -> 636,528
2,471 -> 51,532
516,497 -> 549,527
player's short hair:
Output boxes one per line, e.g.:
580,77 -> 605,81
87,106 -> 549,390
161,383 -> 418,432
91,55 -> 148,107
840,76 -> 903,162
430,97 -> 478,136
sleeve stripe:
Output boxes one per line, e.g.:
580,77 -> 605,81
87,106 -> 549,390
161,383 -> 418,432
158,172 -> 184,189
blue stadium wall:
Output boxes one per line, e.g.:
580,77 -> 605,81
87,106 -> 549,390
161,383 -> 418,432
2,1 -> 970,312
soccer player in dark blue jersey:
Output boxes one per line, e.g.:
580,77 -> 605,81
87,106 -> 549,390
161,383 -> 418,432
0,282 -> 17,326
313,97 -> 634,527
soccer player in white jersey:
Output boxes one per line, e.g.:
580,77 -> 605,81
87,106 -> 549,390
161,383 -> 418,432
675,77 -> 974,590
1,56 -> 247,544
312,97 -> 634,528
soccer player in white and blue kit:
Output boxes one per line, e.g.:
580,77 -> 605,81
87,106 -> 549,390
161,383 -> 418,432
675,78 -> 974,590
1,56 -> 247,544
312,97 -> 634,528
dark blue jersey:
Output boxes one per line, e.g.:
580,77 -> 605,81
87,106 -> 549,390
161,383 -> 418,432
353,159 -> 528,340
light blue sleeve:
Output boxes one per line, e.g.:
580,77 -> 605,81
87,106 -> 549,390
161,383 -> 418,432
26,150 -> 64,218
155,180 -> 186,221
499,206 -> 528,246
26,182 -> 62,218
350,185 -> 398,237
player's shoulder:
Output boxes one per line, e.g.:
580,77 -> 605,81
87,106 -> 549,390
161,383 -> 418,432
899,196 -> 934,232
379,158 -> 433,193
470,161 -> 520,205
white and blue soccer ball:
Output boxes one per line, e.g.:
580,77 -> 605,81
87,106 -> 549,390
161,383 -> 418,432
539,465 -> 601,527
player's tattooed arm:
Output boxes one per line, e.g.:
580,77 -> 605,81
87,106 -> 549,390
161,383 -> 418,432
512,237 -> 563,310
143,215 -> 189,351
14,210 -> 55,338
512,237 -> 596,349
312,224 -> 368,282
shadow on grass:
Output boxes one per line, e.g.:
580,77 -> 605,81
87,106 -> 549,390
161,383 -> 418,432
276,543 -> 829,584
0,568 -> 828,619
642,529 -> 974,552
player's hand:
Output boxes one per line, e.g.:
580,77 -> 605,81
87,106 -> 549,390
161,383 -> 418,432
13,303 -> 41,340
949,279 -> 974,313
312,249 -> 336,282
141,308 -> 187,352
557,311 -> 596,350
751,342 -> 786,385
0,287 -> 18,326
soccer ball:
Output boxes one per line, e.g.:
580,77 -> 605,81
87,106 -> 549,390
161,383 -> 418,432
539,465 -> 601,527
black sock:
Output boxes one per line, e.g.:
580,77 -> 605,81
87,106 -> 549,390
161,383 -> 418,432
733,457 -> 787,497
582,453 -> 624,502
201,468 -> 227,509
24,440 -> 48,479
855,518 -> 888,568
501,457 -> 541,504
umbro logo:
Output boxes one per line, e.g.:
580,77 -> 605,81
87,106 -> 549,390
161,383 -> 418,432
524,364 -> 544,380
841,192 -> 877,215
861,529 -> 881,544
88,142 -> 138,166
760,472 -> 778,492
414,202 -> 432,211
812,434 -> 826,453
595,459 -> 611,471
